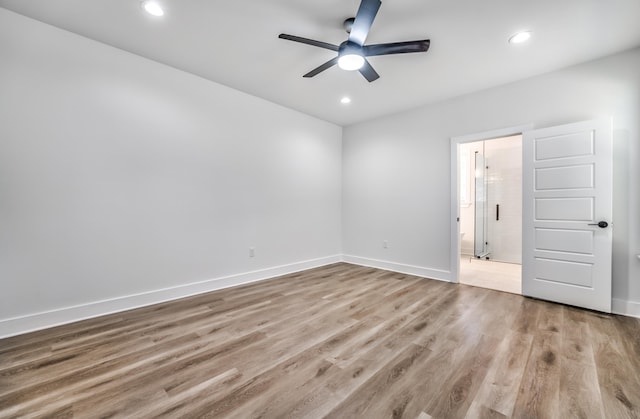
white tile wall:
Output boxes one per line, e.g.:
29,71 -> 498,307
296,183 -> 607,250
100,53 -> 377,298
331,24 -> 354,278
486,135 -> 522,263
459,136 -> 522,263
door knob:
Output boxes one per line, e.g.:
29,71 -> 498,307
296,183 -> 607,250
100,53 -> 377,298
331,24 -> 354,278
588,221 -> 609,228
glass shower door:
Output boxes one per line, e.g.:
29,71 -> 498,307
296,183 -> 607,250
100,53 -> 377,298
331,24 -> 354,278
474,151 -> 489,258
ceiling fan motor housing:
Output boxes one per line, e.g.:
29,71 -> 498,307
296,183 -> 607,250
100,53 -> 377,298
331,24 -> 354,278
339,40 -> 363,57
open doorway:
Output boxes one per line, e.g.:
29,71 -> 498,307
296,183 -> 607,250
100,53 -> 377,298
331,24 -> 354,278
451,125 -> 529,295
459,135 -> 522,294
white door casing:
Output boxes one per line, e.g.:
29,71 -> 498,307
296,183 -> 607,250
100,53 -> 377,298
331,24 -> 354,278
522,119 -> 613,312
450,124 -> 532,284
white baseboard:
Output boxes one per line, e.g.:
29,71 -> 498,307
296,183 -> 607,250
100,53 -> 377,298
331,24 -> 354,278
342,254 -> 452,282
3,256 -> 636,339
612,298 -> 640,319
0,255 -> 342,339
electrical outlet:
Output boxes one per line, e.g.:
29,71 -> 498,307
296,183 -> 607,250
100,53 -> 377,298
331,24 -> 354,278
383,240 -> 388,249
249,247 -> 255,257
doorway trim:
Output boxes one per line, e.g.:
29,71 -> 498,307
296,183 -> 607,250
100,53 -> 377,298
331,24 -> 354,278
449,124 -> 533,284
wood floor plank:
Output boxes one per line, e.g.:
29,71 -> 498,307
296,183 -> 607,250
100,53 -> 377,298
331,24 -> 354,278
1,263 -> 639,418
589,314 -> 640,418
510,297 -> 543,335
557,306 -> 606,419
465,331 -> 533,418
323,342 -> 433,418
512,330 -> 562,419
418,332 -> 501,419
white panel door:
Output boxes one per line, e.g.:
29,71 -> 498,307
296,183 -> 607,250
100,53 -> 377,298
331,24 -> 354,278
522,119 -> 612,312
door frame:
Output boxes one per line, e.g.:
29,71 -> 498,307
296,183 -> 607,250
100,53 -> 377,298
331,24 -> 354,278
449,124 -> 533,284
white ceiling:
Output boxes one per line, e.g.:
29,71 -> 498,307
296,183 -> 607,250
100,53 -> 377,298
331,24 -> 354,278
2,0 -> 640,126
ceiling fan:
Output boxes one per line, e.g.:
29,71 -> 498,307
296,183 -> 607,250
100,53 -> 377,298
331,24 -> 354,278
278,0 -> 430,82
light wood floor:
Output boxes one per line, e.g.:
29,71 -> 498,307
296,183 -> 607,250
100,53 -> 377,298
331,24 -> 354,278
1,263 -> 639,418
459,257 -> 522,295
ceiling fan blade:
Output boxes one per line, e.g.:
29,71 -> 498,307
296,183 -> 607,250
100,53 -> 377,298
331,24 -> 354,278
279,34 -> 339,51
364,40 -> 430,56
358,59 -> 380,82
348,0 -> 381,46
303,57 -> 339,78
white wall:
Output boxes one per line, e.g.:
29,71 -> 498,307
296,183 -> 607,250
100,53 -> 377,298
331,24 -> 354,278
0,9 -> 342,336
343,47 -> 640,312
1,9 -> 638,338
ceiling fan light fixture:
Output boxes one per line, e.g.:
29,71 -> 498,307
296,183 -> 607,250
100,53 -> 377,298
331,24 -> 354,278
338,54 -> 365,71
279,0 -> 429,82
142,0 -> 164,16
508,31 -> 531,44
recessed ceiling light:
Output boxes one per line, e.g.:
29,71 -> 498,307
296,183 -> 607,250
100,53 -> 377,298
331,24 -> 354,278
142,1 -> 164,16
509,31 -> 532,44
340,97 -> 352,104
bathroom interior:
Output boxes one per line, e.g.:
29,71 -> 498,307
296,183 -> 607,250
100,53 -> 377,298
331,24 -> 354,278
459,135 -> 522,294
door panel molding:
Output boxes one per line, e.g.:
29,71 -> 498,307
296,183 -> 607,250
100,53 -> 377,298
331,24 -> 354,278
523,118 -> 612,312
